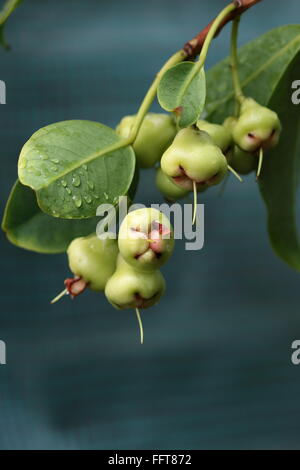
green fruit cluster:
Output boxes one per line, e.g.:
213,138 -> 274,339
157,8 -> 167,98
116,100 -> 281,196
65,208 -> 173,313
223,98 -> 281,175
106,208 -> 173,310
116,113 -> 177,169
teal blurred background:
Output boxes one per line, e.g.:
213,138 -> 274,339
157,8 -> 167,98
1,0 -> 300,450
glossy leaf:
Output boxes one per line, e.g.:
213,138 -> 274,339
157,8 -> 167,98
18,120 -> 135,219
157,62 -> 206,128
2,180 -> 102,254
206,25 -> 300,122
206,25 -> 300,271
259,51 -> 300,270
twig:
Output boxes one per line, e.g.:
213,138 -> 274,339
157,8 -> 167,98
184,0 -> 263,59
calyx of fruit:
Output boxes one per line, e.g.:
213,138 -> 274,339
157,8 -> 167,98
155,167 -> 189,201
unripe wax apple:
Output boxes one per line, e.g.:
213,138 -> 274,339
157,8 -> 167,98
116,113 -> 176,169
155,167 -> 189,201
160,128 -> 228,191
196,119 -> 232,153
118,208 -> 174,272
233,98 -> 281,152
67,235 -> 118,291
105,254 -> 165,309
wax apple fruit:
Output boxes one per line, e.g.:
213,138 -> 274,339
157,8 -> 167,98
67,235 -> 118,291
118,208 -> 174,272
105,254 -> 165,309
156,167 -> 189,201
233,98 -> 281,152
196,119 -> 232,153
116,113 -> 176,168
160,128 -> 228,191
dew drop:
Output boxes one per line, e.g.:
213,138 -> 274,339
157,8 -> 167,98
51,166 -> 58,172
61,180 -> 67,187
41,154 -> 49,161
66,187 -> 71,195
84,195 -> 92,204
72,195 -> 82,208
104,192 -> 109,200
87,181 -> 94,190
72,174 -> 81,187
82,164 -> 88,171
51,159 -> 59,164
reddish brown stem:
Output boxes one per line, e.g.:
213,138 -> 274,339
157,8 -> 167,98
184,0 -> 263,59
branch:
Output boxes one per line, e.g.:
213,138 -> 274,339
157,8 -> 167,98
184,0 -> 263,59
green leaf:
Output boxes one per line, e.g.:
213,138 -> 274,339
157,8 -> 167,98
259,51 -> 300,271
205,25 -> 300,122
157,62 -> 206,128
18,120 -> 135,219
0,0 -> 23,50
206,25 -> 300,271
2,180 -> 102,254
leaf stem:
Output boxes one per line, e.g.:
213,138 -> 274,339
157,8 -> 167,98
195,3 -> 237,73
230,16 -> 244,114
180,3 -> 238,99
0,0 -> 21,25
128,50 -> 186,143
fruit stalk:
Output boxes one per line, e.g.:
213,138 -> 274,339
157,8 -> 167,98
184,0 -> 263,59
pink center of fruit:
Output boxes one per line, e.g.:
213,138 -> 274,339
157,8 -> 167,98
131,221 -> 171,260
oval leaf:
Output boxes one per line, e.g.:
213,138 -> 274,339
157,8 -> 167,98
206,25 -> 300,271
259,51 -> 300,271
205,25 -> 300,122
157,61 -> 206,128
18,120 -> 135,219
2,180 -> 102,253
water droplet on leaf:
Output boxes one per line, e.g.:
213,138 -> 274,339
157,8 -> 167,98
72,195 -> 82,208
72,175 -> 81,187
